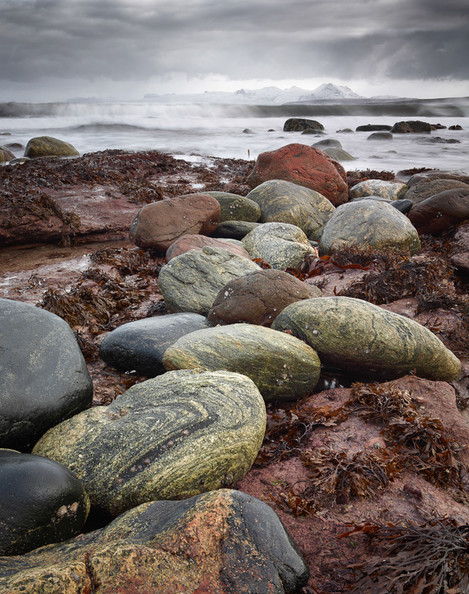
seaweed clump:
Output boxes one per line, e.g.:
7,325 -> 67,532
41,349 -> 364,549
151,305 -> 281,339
343,519 -> 469,593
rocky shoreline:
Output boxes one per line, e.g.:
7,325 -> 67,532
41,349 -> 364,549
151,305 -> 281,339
1,145 -> 469,592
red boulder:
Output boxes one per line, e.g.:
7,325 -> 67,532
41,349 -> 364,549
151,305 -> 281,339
247,143 -> 348,206
129,193 -> 220,250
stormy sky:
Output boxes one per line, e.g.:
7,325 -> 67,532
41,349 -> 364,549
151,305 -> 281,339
1,0 -> 468,101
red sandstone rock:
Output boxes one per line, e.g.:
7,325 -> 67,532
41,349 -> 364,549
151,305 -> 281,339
165,234 -> 251,261
246,143 -> 348,206
129,193 -> 220,251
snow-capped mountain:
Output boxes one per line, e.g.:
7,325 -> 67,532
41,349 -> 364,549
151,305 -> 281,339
144,83 -> 363,105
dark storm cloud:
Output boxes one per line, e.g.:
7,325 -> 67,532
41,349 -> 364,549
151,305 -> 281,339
0,0 -> 468,86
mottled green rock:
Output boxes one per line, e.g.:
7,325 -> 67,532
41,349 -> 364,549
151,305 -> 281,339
349,179 -> 408,201
33,370 -> 266,516
283,118 -> 324,132
205,191 -> 262,222
158,246 -> 260,314
243,222 -> 318,270
24,136 -> 79,159
322,147 -> 355,161
163,323 -> 321,402
272,297 -> 461,381
319,200 -> 421,255
0,490 -> 308,594
247,179 -> 335,240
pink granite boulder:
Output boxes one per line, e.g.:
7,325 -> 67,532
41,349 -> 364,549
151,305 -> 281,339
246,143 -> 348,206
166,234 -> 251,261
129,193 -> 220,250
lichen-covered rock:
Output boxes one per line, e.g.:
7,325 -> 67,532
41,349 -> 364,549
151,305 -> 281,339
99,313 -> 210,376
129,193 -> 220,250
283,118 -> 324,132
243,222 -> 318,270
24,136 -> 79,158
0,490 -> 308,593
163,323 -> 321,402
33,370 -> 266,516
158,246 -> 260,314
204,191 -> 261,222
319,200 -> 421,255
246,143 -> 348,206
404,178 -> 469,205
0,298 -> 93,451
408,188 -> 469,235
166,234 -> 251,261
0,450 -> 89,556
208,269 -> 321,327
272,296 -> 461,381
349,179 -> 408,201
322,147 -> 355,161
247,179 -> 335,240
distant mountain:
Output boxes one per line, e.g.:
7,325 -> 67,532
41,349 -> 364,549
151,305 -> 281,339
144,83 -> 364,105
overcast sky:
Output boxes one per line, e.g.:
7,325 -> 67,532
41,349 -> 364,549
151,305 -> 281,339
1,0 -> 468,101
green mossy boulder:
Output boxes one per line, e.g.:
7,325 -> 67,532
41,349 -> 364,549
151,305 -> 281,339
204,191 -> 262,222
163,323 -> 321,402
33,370 -> 266,516
319,200 -> 421,255
24,136 -> 79,159
157,246 -> 260,314
247,179 -> 335,240
272,296 -> 461,382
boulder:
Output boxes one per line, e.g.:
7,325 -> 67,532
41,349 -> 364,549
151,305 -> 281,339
0,146 -> 15,162
242,222 -> 318,270
165,234 -> 251,261
367,132 -> 393,141
390,120 -> 432,133
0,450 -> 89,556
246,179 -> 335,240
33,370 -> 266,516
213,220 -> 260,239
404,178 -> 469,206
322,147 -> 355,161
246,143 -> 349,206
99,313 -> 210,376
208,269 -> 321,327
449,124 -> 463,130
313,139 -> 342,149
319,200 -> 421,255
158,246 -> 260,315
408,188 -> 469,235
163,323 -> 321,402
0,490 -> 308,593
349,179 -> 408,201
272,296 -> 461,382
129,193 -> 220,250
203,191 -> 261,222
406,170 -> 469,186
356,124 -> 392,132
0,298 -> 93,451
283,118 -> 324,132
24,136 -> 79,158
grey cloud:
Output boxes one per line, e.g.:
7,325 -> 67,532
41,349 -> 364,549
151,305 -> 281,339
0,0 -> 467,88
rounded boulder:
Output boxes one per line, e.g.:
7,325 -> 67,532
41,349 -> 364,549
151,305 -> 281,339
24,136 -> 79,158
349,179 -> 408,201
319,200 -> 421,255
163,323 -> 321,401
0,449 -> 89,556
408,188 -> 469,235
272,296 -> 461,381
33,370 -> 266,516
165,234 -> 251,261
204,191 -> 261,222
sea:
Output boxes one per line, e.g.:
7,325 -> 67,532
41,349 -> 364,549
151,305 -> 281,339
1,97 -> 469,175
